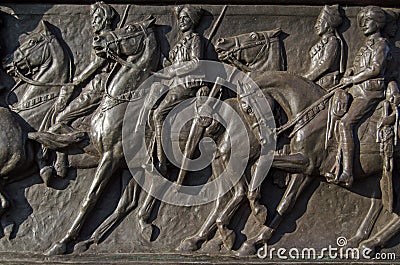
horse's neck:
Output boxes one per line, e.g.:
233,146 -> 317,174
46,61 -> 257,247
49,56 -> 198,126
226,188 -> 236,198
21,42 -> 70,101
251,45 -> 282,73
261,73 -> 325,120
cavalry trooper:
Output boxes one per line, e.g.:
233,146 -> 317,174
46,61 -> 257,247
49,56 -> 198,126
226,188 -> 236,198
303,4 -> 344,90
45,2 -> 116,177
152,5 -> 206,174
51,1 -> 116,133
326,6 -> 389,187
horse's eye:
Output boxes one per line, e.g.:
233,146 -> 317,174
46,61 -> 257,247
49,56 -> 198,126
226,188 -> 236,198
28,39 -> 36,45
250,33 -> 257,39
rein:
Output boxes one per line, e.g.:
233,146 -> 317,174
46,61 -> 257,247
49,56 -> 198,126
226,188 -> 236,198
226,32 -> 270,72
7,33 -> 74,111
103,26 -> 150,103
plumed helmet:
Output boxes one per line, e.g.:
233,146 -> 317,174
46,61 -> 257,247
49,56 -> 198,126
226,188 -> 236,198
320,4 -> 343,29
175,5 -> 203,26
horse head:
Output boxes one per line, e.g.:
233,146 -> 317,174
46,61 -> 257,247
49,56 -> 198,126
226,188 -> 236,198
93,15 -> 156,59
215,29 -> 284,73
3,20 -> 55,76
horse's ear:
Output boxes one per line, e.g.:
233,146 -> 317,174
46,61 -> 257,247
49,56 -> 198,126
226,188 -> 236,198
39,20 -> 52,36
141,15 -> 156,29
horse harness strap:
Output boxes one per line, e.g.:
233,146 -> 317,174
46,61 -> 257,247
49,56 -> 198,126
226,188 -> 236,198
10,92 -> 57,112
227,33 -> 272,72
276,86 -> 345,137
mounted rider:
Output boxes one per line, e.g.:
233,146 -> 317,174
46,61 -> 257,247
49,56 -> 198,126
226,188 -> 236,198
325,6 -> 390,187
152,5 -> 207,174
37,1 -> 116,178
51,1 -> 116,133
303,4 -> 344,90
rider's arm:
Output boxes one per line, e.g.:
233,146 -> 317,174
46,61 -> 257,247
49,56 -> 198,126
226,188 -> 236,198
303,36 -> 340,81
73,54 -> 107,85
350,40 -> 388,84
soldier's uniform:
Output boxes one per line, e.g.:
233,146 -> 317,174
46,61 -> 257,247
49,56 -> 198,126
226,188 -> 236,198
153,30 -> 205,172
153,32 -> 204,126
337,35 -> 389,186
305,33 -> 342,90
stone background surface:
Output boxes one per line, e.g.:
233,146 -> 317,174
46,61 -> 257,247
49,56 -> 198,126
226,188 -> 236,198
0,3 -> 399,262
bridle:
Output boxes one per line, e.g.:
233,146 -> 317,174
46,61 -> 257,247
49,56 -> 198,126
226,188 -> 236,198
101,25 -> 151,104
224,32 -> 270,72
101,25 -> 148,69
7,33 -> 74,111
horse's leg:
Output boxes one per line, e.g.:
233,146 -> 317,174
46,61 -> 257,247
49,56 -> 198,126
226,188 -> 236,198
45,148 -> 122,256
272,153 -> 310,173
359,213 -> 400,255
248,155 -> 270,224
237,173 -> 310,256
176,152 -> 227,252
54,152 -> 68,178
137,192 -> 158,241
0,185 -> 9,217
216,178 -> 246,251
74,169 -> 141,253
346,196 -> 382,248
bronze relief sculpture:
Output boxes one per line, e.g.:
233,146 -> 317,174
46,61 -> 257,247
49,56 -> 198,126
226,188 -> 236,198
0,2 -> 400,263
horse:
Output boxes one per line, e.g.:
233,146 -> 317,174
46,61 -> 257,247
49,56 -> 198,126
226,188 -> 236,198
0,20 -> 73,217
215,28 -> 286,75
134,29 -> 287,246
234,71 -> 400,256
44,16 -> 160,255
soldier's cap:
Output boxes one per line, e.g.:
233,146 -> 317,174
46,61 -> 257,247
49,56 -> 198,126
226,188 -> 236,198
175,5 -> 203,26
321,4 -> 342,29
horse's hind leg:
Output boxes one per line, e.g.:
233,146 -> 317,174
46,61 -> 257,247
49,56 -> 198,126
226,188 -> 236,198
216,178 -> 246,250
45,149 -> 121,255
346,196 -> 382,248
237,173 -> 310,256
359,213 -> 400,255
74,169 -> 141,253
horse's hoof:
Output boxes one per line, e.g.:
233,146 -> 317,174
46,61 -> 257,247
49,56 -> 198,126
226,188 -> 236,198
235,242 -> 256,257
44,241 -> 67,256
253,205 -> 268,225
221,230 -> 236,250
73,239 -> 93,254
139,222 -> 152,242
40,166 -> 54,186
175,237 -> 199,252
359,240 -> 377,258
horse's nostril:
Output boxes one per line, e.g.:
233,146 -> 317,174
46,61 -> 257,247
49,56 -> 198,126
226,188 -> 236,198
93,36 -> 100,42
217,38 -> 224,44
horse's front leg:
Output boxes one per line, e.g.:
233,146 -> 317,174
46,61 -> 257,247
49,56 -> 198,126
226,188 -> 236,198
237,173 -> 312,256
359,212 -> 400,256
74,169 -> 141,253
45,146 -> 122,256
176,152 -> 227,252
346,195 -> 382,248
216,178 -> 246,251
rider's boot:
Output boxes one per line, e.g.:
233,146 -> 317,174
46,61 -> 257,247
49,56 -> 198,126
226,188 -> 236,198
338,142 -> 354,187
155,125 -> 168,175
